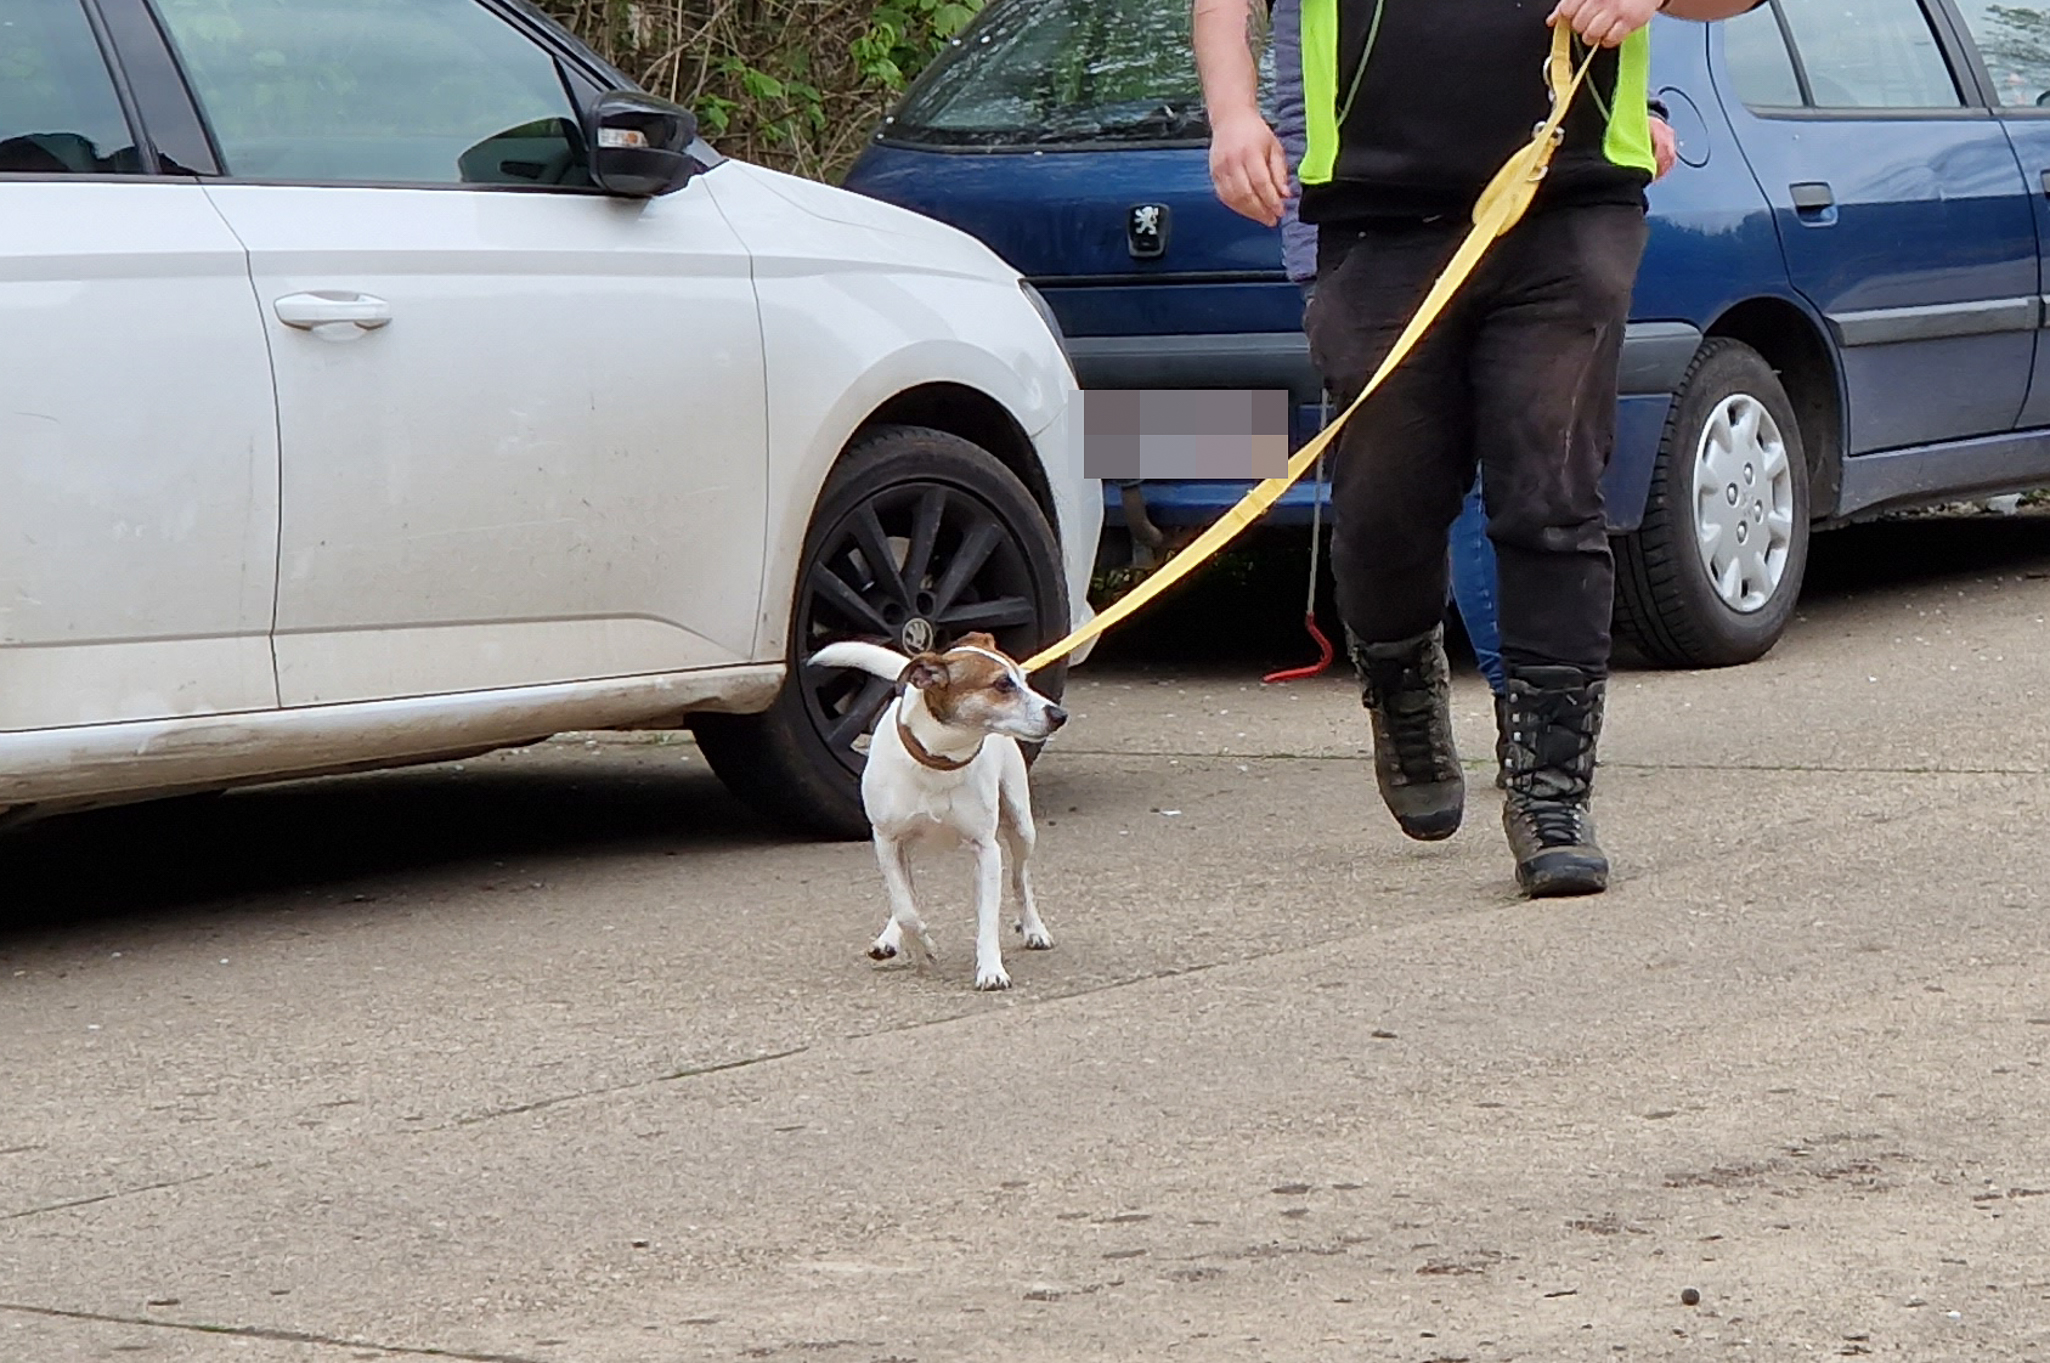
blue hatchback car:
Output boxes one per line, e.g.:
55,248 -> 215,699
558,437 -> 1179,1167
845,0 -> 2050,667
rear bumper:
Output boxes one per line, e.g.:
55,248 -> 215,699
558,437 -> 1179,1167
1067,332 -> 1327,406
1087,321 -> 1697,532
1069,320 -> 1699,403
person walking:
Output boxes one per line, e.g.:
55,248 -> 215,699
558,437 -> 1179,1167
1265,0 -> 1679,721
1196,0 -> 1755,896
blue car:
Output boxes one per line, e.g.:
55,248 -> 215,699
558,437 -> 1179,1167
845,0 -> 2050,667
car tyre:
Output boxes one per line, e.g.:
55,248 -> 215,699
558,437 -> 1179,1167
695,424 -> 1070,840
1614,338 -> 1811,669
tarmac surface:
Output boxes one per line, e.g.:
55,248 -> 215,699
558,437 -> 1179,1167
4,511 -> 2048,1361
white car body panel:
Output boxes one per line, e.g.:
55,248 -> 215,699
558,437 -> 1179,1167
704,165 -> 1096,657
0,157 -> 1095,811
202,180 -> 771,706
9,664 -> 782,812
0,183 -> 281,732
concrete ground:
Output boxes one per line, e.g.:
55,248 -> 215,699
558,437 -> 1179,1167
3,512 -> 2048,1363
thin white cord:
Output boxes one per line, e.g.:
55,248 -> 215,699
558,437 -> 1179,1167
1305,389 -> 1330,615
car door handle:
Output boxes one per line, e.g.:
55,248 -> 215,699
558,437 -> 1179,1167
274,291 -> 393,331
2039,168 -> 2050,197
1790,181 -> 1835,212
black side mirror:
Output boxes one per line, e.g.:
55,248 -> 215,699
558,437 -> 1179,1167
588,90 -> 701,198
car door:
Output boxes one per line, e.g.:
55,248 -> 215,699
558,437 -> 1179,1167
1943,0 -> 2050,427
1717,0 -> 2039,453
151,0 -> 769,708
0,0 -> 278,734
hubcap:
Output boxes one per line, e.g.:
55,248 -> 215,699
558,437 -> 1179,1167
797,482 -> 1040,777
1691,393 -> 1794,614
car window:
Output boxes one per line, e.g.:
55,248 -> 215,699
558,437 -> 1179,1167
885,0 -> 1273,148
1722,4 -> 1807,107
0,0 -> 142,174
1773,0 -> 1963,108
1951,2 -> 2050,108
153,0 -> 592,186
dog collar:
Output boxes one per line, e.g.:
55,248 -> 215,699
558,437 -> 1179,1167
895,713 -> 983,771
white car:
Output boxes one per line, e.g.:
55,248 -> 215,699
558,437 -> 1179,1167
0,0 -> 1098,839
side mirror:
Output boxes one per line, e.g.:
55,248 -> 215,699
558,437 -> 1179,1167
588,90 -> 701,198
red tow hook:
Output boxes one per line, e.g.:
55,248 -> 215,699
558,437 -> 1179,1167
1263,611 -> 1334,683
1263,422 -> 1334,684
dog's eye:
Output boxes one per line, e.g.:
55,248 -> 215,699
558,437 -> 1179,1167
995,676 -> 1018,694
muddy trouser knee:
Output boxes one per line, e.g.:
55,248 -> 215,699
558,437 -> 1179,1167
1302,204 -> 1648,677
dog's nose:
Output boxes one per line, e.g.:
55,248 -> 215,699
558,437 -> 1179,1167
1046,705 -> 1068,729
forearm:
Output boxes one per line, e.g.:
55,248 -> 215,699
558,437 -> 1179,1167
1194,0 -> 1264,125
1659,0 -> 1765,19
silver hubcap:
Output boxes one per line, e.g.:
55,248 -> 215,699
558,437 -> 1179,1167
1692,393 -> 1794,614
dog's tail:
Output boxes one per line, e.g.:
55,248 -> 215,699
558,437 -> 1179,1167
808,640 -> 909,682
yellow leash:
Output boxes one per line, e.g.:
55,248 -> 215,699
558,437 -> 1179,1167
1027,23 -> 1597,675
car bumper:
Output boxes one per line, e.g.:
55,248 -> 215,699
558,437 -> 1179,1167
1083,322 -> 1697,532
1027,390 -> 1105,665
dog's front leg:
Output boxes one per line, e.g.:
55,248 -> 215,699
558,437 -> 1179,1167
1000,782 -> 1052,951
970,838 -> 1010,990
869,835 -> 936,964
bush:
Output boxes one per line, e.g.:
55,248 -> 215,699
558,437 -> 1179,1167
538,0 -> 983,181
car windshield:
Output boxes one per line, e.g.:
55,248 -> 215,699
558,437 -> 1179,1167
883,0 -> 1272,148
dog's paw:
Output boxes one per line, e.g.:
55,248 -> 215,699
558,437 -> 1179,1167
868,921 -> 902,961
974,962 -> 1012,991
1018,923 -> 1054,951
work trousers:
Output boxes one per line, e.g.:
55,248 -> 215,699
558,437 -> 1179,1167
1304,203 -> 1648,676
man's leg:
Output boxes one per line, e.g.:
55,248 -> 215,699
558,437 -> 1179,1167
1447,476 -> 1509,789
1447,479 -> 1505,694
1317,254 -> 1502,702
1469,204 -> 1648,895
1306,220 -> 1479,841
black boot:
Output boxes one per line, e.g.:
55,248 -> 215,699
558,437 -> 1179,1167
1492,692 -> 1510,790
1499,665 -> 1608,897
1350,625 -> 1464,841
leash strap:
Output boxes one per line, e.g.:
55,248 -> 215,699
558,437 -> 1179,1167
1026,22 -> 1595,674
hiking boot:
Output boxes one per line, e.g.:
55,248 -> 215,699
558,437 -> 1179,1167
1499,664 -> 1608,897
1350,626 -> 1464,841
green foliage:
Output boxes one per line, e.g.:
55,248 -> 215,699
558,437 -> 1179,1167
537,0 -> 987,180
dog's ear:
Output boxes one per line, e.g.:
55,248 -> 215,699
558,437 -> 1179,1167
900,653 -> 951,692
953,631 -> 999,654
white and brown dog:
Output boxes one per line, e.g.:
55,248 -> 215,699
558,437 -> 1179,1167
809,632 -> 1067,991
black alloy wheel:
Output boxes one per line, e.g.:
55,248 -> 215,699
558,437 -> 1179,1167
695,425 -> 1068,838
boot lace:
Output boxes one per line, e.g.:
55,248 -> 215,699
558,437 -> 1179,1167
1367,658 -> 1457,783
1518,797 -> 1593,848
1385,676 -> 1451,782
1503,686 -> 1600,804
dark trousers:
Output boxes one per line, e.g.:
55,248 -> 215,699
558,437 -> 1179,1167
1303,204 -> 1648,676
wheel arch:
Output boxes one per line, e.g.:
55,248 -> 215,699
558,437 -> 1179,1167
750,314 -> 1079,668
853,383 -> 1057,531
752,382 -> 1063,667
1702,295 -> 1844,519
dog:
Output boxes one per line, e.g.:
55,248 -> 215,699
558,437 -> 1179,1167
808,632 -> 1067,991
